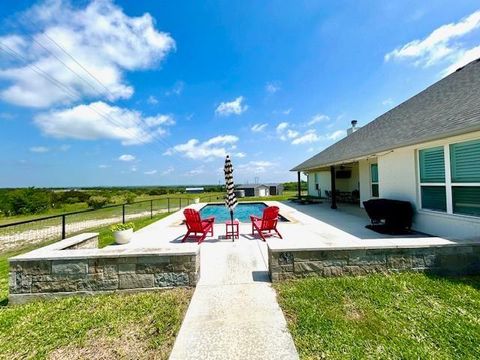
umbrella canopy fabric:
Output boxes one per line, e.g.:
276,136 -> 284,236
224,155 -> 238,212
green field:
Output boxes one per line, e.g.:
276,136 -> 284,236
275,273 -> 480,359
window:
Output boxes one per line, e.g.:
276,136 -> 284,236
418,139 -> 480,217
370,163 -> 379,197
419,146 -> 446,212
450,139 -> 480,216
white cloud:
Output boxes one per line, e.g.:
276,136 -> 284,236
59,144 -> 70,151
234,152 -> 246,158
165,81 -> 184,96
215,96 -> 248,116
144,114 -> 174,127
98,164 -> 110,168
30,146 -> 49,153
130,166 -> 137,172
442,45 -> 480,75
161,166 -> 174,175
144,169 -> 157,175
276,122 -> 299,141
327,129 -> 346,141
385,10 -> 480,73
0,0 -> 175,107
276,122 -> 289,133
186,166 -> 205,176
147,95 -> 158,105
286,129 -> 299,139
251,123 -> 268,132
118,154 -> 135,162
282,108 -> 292,115
291,130 -> 320,145
34,101 -> 174,145
382,98 -> 394,106
307,114 -> 329,126
165,135 -> 239,160
265,82 -> 280,94
238,160 -> 276,174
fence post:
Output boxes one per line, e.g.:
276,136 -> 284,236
167,198 -> 170,213
122,204 -> 126,224
150,199 -> 153,219
61,214 -> 66,239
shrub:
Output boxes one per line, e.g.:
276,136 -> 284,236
147,188 -> 167,196
0,188 -> 52,216
87,196 -> 108,209
110,222 -> 135,232
123,192 -> 136,204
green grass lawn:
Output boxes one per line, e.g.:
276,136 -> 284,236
0,212 -> 192,359
275,273 -> 480,359
0,289 -> 192,359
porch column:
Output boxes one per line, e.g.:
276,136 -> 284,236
297,171 -> 301,199
330,165 -> 337,209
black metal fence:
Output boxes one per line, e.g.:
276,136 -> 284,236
0,195 -> 223,253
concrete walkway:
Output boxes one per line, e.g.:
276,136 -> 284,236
169,236 -> 299,360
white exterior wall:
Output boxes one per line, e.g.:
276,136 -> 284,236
359,158 -> 377,207
378,131 -> 480,240
307,171 -> 330,197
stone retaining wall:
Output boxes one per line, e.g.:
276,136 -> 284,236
8,233 -> 199,304
269,244 -> 480,281
10,253 -> 198,303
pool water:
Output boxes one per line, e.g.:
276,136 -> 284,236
199,202 -> 272,223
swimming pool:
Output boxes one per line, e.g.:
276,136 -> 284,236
199,202 -> 286,223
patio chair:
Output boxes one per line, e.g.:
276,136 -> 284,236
250,206 -> 283,241
182,208 -> 215,244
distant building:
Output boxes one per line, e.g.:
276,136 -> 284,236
236,183 -> 284,197
185,187 -> 204,194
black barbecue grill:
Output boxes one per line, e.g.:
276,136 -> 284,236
363,199 -> 414,232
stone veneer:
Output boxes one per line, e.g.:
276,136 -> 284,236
9,233 -> 199,304
268,242 -> 480,282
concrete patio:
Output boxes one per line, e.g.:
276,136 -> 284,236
116,200 -> 434,252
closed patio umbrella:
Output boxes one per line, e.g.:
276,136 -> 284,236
224,155 -> 238,240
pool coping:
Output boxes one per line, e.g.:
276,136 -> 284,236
198,201 -> 291,223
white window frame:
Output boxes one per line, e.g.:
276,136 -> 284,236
417,140 -> 480,217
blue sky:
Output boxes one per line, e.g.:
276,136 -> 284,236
0,0 -> 479,187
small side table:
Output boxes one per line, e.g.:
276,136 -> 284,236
225,219 -> 239,240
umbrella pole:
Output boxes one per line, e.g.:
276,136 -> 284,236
230,210 -> 234,242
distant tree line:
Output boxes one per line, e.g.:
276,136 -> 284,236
283,181 -> 307,191
0,185 -> 226,216
0,183 -> 292,217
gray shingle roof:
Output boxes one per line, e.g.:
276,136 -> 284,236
291,58 -> 480,171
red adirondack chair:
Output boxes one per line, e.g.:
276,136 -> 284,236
250,206 -> 283,241
182,208 -> 215,244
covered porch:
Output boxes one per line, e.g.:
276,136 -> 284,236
295,157 -> 377,210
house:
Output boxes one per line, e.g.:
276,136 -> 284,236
236,183 -> 284,197
291,58 -> 480,240
185,187 -> 204,194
